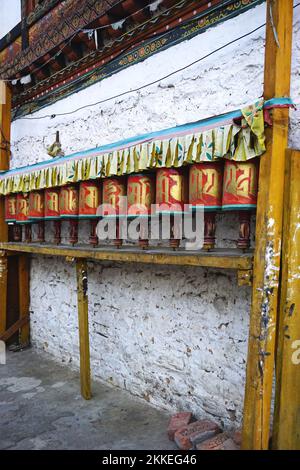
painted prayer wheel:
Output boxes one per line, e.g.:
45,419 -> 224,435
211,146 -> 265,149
60,185 -> 79,246
222,159 -> 259,250
127,173 -> 155,249
5,194 -> 21,242
45,188 -> 61,244
156,168 -> 187,249
102,177 -> 126,248
189,162 -> 223,250
79,181 -> 101,247
16,193 -> 31,243
29,190 -> 45,243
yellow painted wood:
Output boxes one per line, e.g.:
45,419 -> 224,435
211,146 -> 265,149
273,150 -> 300,449
0,243 -> 253,271
0,81 -> 11,171
242,0 -> 293,450
0,82 -> 10,337
0,252 -> 8,335
76,258 -> 91,400
18,255 -> 30,345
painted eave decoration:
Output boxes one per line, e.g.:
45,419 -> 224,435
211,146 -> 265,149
0,0 -> 265,120
0,97 -> 293,196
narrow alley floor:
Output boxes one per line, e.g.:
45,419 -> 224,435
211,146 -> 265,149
0,348 -> 176,450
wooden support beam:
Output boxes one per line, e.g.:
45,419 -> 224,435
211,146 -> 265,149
18,255 -> 30,345
0,251 -> 8,336
0,243 -> 253,271
0,314 -> 29,342
0,81 -> 11,337
76,258 -> 91,400
242,0 -> 293,450
0,81 -> 11,171
272,149 -> 300,449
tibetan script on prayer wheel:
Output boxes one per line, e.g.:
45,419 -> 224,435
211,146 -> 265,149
127,174 -> 155,216
79,181 -> 101,218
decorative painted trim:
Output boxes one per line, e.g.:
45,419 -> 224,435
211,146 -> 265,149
1,98 -> 293,196
12,0 -> 265,120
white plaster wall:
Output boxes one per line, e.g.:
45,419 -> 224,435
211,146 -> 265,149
9,1 -> 300,429
0,0 -> 21,38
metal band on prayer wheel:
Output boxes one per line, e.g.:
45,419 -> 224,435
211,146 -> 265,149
79,181 -> 101,246
45,188 -> 61,244
16,193 -> 31,242
5,194 -> 20,241
189,162 -> 223,250
222,159 -> 258,250
29,190 -> 45,242
60,185 -> 79,246
103,178 -> 126,248
5,194 -> 17,223
127,174 -> 155,249
156,168 -> 187,249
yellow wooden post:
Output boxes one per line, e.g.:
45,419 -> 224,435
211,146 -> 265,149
0,250 -> 8,335
0,80 -> 11,171
272,150 -> 300,449
76,258 -> 91,400
18,254 -> 30,345
242,0 -> 293,450
0,81 -> 11,336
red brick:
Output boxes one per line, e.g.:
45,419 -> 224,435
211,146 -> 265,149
232,429 -> 242,446
167,412 -> 193,441
174,419 -> 221,450
196,432 -> 239,450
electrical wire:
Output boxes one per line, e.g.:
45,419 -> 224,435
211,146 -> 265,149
7,1 -> 300,121
16,23 -> 267,121
0,0 -> 186,82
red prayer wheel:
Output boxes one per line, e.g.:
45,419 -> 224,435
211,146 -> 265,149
5,194 -> 21,242
16,193 -> 31,242
5,194 -> 17,223
29,190 -> 45,243
79,181 -> 101,247
60,185 -> 79,246
102,178 -> 126,248
156,168 -> 187,249
222,159 -> 259,250
189,162 -> 223,250
127,173 -> 155,249
45,188 -> 61,244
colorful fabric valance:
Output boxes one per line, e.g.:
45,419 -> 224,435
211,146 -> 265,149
0,98 -> 293,196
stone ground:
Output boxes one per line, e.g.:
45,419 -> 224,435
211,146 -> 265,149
0,348 -> 177,450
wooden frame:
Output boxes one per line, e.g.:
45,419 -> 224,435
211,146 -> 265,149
242,0 -> 294,450
0,0 -> 297,446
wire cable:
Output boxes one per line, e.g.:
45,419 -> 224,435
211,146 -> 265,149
16,23 -> 267,121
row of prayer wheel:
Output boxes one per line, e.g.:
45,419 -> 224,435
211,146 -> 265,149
4,159 -> 258,250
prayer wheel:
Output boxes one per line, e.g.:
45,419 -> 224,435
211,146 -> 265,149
222,159 -> 259,250
127,173 -> 155,249
102,177 -> 126,248
29,190 -> 45,243
189,162 -> 223,250
60,185 -> 79,246
79,181 -> 101,247
5,194 -> 20,241
16,193 -> 31,242
45,188 -> 61,244
156,168 -> 187,249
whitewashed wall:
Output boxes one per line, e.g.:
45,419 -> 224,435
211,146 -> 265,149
10,2 -> 300,429
0,0 -> 21,38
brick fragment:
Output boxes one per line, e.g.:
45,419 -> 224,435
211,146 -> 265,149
232,429 -> 242,446
167,412 -> 193,441
196,432 -> 239,450
174,419 -> 221,450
